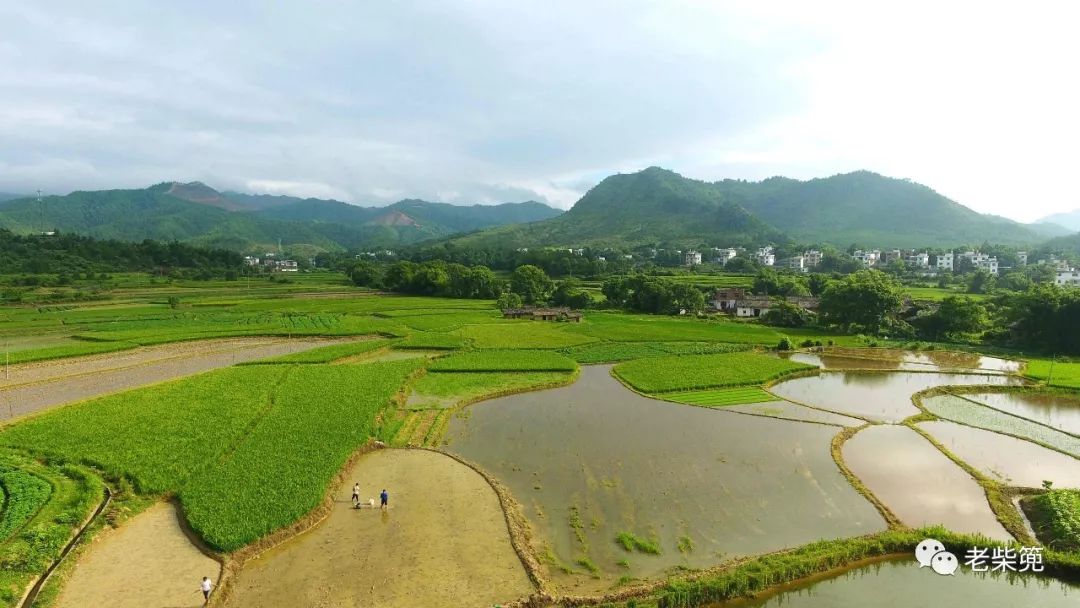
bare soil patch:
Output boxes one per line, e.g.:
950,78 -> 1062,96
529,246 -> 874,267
227,449 -> 533,608
55,502 -> 220,608
0,337 -> 355,420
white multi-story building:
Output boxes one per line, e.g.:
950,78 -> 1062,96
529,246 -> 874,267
755,247 -> 775,266
684,250 -> 702,266
1057,270 -> 1080,286
852,249 -> 881,267
905,252 -> 930,268
883,249 -> 902,265
935,252 -> 954,272
783,256 -> 807,273
1017,251 -> 1028,266
803,250 -> 823,268
243,256 -> 260,266
713,248 -> 738,265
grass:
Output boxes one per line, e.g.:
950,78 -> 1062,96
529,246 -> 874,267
0,362 -> 420,552
558,342 -> 752,364
920,394 -> 1080,458
428,349 -> 577,373
677,535 -> 695,554
567,313 -> 782,344
663,386 -> 776,407
452,322 -> 596,349
396,331 -> 468,350
1025,358 -> 1080,389
1024,490 -> 1080,551
3,340 -> 140,365
0,467 -> 52,543
613,352 -> 815,394
240,339 -> 392,364
616,531 -> 662,555
407,371 -> 572,405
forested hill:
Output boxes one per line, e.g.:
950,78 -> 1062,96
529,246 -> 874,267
0,183 -> 561,253
0,229 -> 242,274
446,168 -> 1059,249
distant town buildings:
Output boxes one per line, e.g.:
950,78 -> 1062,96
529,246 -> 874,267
713,247 -> 738,265
852,250 -> 881,267
1057,269 -> 1080,286
684,250 -> 702,266
1017,251 -> 1028,266
803,250 -> 823,268
935,252 -> 954,272
781,255 -> 807,273
754,246 -> 775,266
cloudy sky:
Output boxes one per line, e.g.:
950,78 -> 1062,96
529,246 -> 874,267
2,1 -> 1078,221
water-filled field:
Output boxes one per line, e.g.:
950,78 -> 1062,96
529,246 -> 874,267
962,391 -> 1080,436
921,395 -> 1080,458
843,425 -> 1010,540
769,372 -> 1022,422
918,420 -> 1080,488
781,349 -> 1019,374
446,366 -> 885,593
706,557 -> 1079,607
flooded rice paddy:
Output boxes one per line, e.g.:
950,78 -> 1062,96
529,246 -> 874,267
445,366 -> 885,593
962,391 -> 1080,436
768,371 -> 1022,422
842,425 -> 1011,540
921,395 -> 1080,458
722,400 -> 865,427
781,349 -> 1019,374
707,557 -> 1079,607
917,420 -> 1080,488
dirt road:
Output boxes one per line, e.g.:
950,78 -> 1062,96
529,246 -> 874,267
0,337 -> 356,420
55,502 -> 220,608
227,449 -> 533,608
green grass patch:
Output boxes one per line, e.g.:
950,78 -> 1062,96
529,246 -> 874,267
677,535 -> 695,554
0,467 -> 52,543
616,531 -> 662,555
428,350 -> 577,373
397,331 -> 468,350
452,322 -> 597,349
1025,358 -> 1080,389
240,339 -> 392,364
4,340 -> 140,365
407,371 -> 572,407
613,352 -> 815,394
663,386 -> 776,407
566,312 -> 781,344
1024,489 -> 1080,551
558,341 -> 751,364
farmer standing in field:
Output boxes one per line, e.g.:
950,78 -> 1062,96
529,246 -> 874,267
351,482 -> 361,507
380,488 -> 389,510
200,576 -> 213,605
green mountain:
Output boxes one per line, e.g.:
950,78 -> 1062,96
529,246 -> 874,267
1037,209 -> 1080,232
0,183 -> 561,252
448,167 -> 780,248
1037,231 -> 1080,259
447,168 -> 1052,249
714,171 -> 1050,247
0,193 -> 25,203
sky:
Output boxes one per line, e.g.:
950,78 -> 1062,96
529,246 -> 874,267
1,1 -> 1078,221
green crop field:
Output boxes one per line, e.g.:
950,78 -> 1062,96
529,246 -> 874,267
558,341 -> 751,364
406,371 -> 573,409
663,386 -> 777,407
0,466 -> 52,542
241,338 -> 393,364
613,352 -> 815,393
1025,489 -> 1080,551
451,322 -> 596,349
921,395 -> 1080,458
396,331 -> 468,350
568,312 -> 782,344
1025,358 -> 1080,389
428,349 -> 577,373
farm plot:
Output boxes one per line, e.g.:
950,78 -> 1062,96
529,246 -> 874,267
613,352 -> 814,393
405,371 -> 574,409
240,338 -> 390,364
452,322 -> 596,349
226,450 -> 534,608
960,391 -> 1080,435
566,312 -> 782,344
558,341 -> 751,364
921,394 -> 1080,458
723,401 -> 866,427
1025,359 -> 1080,389
0,466 -> 52,542
1022,489 -> 1080,551
445,366 -> 885,593
396,331 -> 468,350
429,350 -> 577,373
662,386 -> 776,407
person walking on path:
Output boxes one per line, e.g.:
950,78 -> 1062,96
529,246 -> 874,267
380,489 -> 389,511
200,576 -> 213,605
351,482 -> 361,507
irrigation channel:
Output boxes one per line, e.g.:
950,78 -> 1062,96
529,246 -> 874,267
19,348 -> 1080,606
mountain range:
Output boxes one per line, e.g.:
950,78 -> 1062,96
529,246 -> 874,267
0,183 -> 561,252
1038,209 -> 1080,232
445,168 -> 1071,249
0,169 -> 1073,253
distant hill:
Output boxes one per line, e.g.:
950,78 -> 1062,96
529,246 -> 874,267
1038,231 -> 1080,259
0,193 -> 25,203
1037,209 -> 1080,232
0,183 -> 561,252
447,168 -> 1053,249
447,167 -> 780,248
714,171 -> 1051,247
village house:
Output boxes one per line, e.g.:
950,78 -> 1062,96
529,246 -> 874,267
803,250 -> 823,268
502,307 -> 583,322
684,250 -> 702,266
1057,270 -> 1080,286
713,247 -> 738,265
935,252 -> 954,272
883,249 -> 902,265
735,295 -> 773,318
1017,251 -> 1028,266
781,255 -> 807,272
754,246 -> 775,266
852,249 -> 880,267
243,255 -> 260,266
904,251 -> 930,268
709,288 -> 748,312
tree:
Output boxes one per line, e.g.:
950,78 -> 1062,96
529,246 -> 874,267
510,264 -> 554,304
915,296 -> 989,340
349,260 -> 383,288
495,291 -> 523,310
601,277 -> 632,308
724,257 -> 756,273
818,270 -> 903,334
551,279 -> 592,309
762,299 -> 816,327
807,273 -> 833,296
967,269 -> 995,294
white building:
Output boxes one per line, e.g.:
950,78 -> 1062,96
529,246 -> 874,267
713,248 -> 738,265
803,250 -> 823,268
684,250 -> 702,266
852,250 -> 880,267
1057,270 -> 1080,286
905,252 -> 930,268
935,252 -> 954,272
883,249 -> 902,265
243,256 -> 260,266
783,256 -> 807,273
735,296 -> 772,318
1017,251 -> 1028,266
961,252 -> 999,275
754,246 -> 775,266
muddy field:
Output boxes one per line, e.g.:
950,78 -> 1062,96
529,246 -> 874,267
55,502 -> 220,608
227,449 -> 533,608
0,337 -> 356,420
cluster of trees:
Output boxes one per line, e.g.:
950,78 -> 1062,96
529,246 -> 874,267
601,275 -> 706,315
349,260 -> 502,299
0,230 -> 245,277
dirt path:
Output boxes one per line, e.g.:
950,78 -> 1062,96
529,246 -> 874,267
0,337 -> 356,420
227,449 -> 533,608
55,502 -> 220,608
